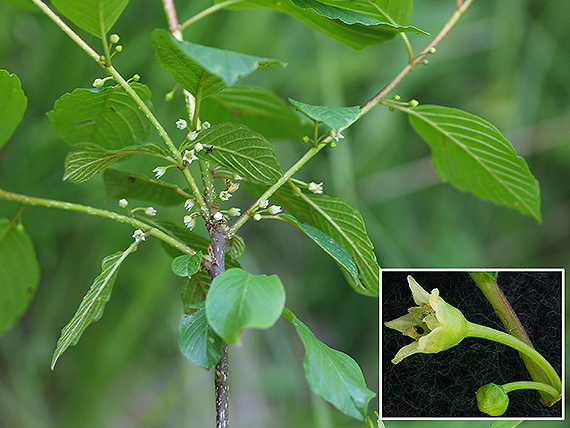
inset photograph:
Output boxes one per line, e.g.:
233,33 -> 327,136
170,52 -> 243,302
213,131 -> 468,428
381,270 -> 563,418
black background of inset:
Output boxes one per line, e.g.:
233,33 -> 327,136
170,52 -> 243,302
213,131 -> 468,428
381,270 -> 562,418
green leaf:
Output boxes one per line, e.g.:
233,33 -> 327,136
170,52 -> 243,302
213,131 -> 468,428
194,123 -> 283,185
290,99 -> 360,132
406,105 -> 541,221
279,213 -> 359,287
52,0 -> 130,38
63,143 -> 171,183
179,304 -> 223,369
152,29 -> 284,96
0,70 -> 27,149
265,185 -> 378,295
51,247 -> 134,368
48,83 -> 152,149
0,218 -> 40,336
205,268 -> 285,345
228,234 -> 246,260
489,421 -> 524,428
103,168 -> 186,207
200,86 -> 312,141
171,253 -> 202,277
218,0 -> 423,50
291,314 -> 375,420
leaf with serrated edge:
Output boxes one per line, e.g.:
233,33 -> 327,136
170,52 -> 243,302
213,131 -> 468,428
280,213 -> 359,286
406,105 -> 541,221
0,70 -> 27,149
258,184 -> 379,295
292,314 -> 375,420
64,143 -> 171,183
0,218 -> 40,336
51,246 -> 135,368
205,268 -> 285,345
103,169 -> 186,207
290,99 -> 360,132
48,83 -> 152,149
318,0 -> 414,26
200,86 -> 312,141
194,123 -> 283,185
179,303 -> 223,369
52,0 -> 130,38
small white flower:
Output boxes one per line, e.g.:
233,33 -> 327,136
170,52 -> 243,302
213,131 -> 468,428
201,121 -> 211,130
182,149 -> 198,165
184,199 -> 195,211
119,199 -> 128,208
153,166 -> 167,179
176,119 -> 187,130
183,215 -> 196,229
219,191 -> 232,201
331,129 -> 344,142
253,213 -> 262,221
133,229 -> 146,242
145,207 -> 157,216
188,130 -> 199,141
213,212 -> 223,221
194,142 -> 204,152
259,199 -> 269,209
228,207 -> 241,217
268,205 -> 282,215
308,182 -> 323,194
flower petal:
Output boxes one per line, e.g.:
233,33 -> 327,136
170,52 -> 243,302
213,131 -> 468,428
392,341 -> 422,364
407,275 -> 431,305
384,314 -> 416,334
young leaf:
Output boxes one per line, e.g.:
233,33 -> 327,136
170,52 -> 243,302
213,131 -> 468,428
264,185 -> 379,296
103,168 -> 186,207
48,83 -> 152,149
51,247 -> 135,369
63,143 -> 171,183
289,98 -> 360,133
291,314 -> 376,420
406,105 -> 541,221
194,123 -> 283,185
279,213 -> 359,286
200,86 -> 312,141
179,304 -> 223,369
228,234 -> 246,261
205,268 -> 285,345
52,0 -> 130,38
218,0 -> 422,50
0,218 -> 40,336
0,70 -> 27,149
171,253 -> 202,277
152,29 -> 284,96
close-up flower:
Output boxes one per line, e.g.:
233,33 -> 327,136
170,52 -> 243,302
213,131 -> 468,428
384,275 -> 470,364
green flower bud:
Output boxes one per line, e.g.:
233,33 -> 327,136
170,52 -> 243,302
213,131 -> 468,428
114,45 -> 123,53
110,34 -> 120,44
476,383 -> 509,416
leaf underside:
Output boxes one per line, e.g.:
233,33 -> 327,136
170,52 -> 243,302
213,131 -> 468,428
0,70 -> 27,149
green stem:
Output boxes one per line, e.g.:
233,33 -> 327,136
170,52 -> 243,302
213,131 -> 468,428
178,0 -> 246,32
281,307 -> 296,323
466,322 -> 562,396
228,143 -> 326,235
502,381 -> 560,399
0,189 -> 193,255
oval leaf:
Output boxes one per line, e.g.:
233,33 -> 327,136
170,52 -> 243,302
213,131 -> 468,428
0,70 -> 27,149
194,123 -> 283,185
51,246 -> 135,368
406,105 -> 541,221
0,218 -> 40,336
205,268 -> 285,345
290,98 -> 360,132
63,143 -> 171,183
171,253 -> 202,277
52,0 -> 130,38
279,213 -> 359,286
179,305 -> 223,369
48,83 -> 152,149
292,315 -> 375,420
103,168 -> 186,207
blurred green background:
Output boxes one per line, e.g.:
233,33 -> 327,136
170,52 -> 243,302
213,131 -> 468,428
0,0 -> 568,427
